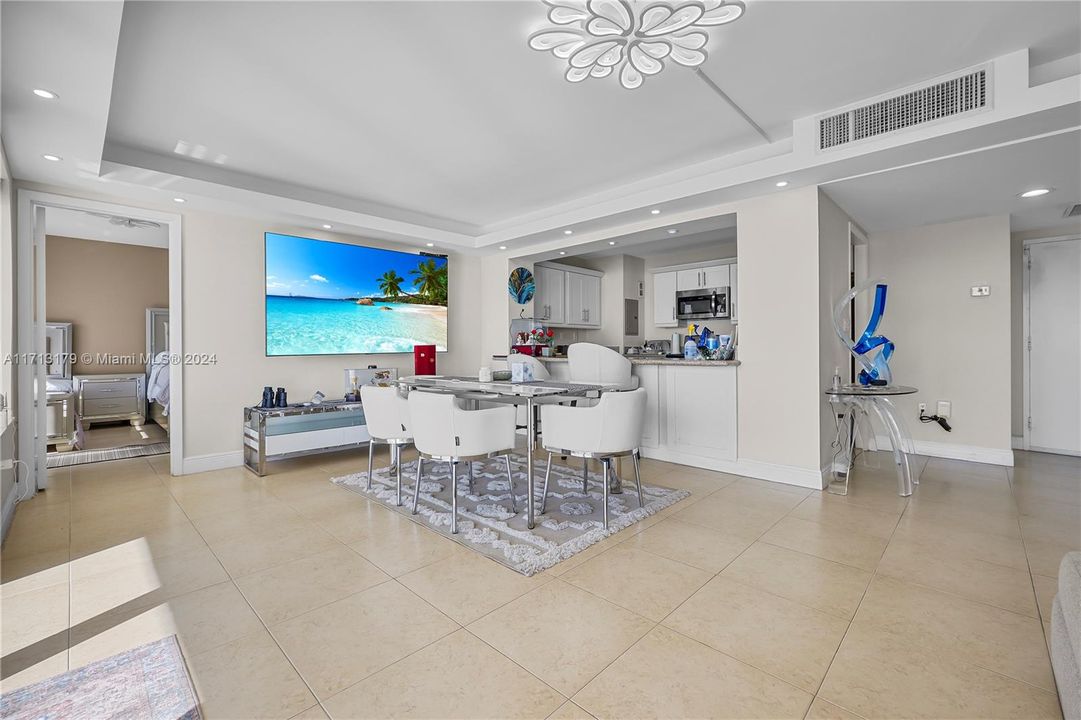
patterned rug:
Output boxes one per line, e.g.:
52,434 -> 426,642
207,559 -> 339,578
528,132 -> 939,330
47,441 -> 170,468
0,636 -> 200,720
332,455 -> 689,575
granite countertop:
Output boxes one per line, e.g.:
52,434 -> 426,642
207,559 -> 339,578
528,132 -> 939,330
534,355 -> 740,367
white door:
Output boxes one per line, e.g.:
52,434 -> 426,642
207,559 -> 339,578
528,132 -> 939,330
701,265 -> 730,289
1026,238 -> 1081,455
653,271 -> 678,327
676,268 -> 702,291
580,274 -> 601,326
535,266 -> 565,324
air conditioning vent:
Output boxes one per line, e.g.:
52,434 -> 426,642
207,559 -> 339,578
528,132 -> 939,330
1065,204 -> 1081,218
817,65 -> 990,151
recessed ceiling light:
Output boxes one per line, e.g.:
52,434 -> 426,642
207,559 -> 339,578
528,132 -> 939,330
172,197 -> 186,203
563,230 -> 573,235
608,241 -> 617,246
426,242 -> 434,247
650,209 -> 661,215
667,228 -> 677,234
775,180 -> 789,187
558,251 -> 566,255
1019,188 -> 1052,198
322,224 -> 332,229
33,88 -> 58,100
499,245 -> 507,250
42,154 -> 61,162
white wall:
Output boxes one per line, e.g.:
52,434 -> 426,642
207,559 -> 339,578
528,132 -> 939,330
869,215 -> 1013,462
1,142 -> 17,538
14,182 -> 484,468
818,191 -> 859,470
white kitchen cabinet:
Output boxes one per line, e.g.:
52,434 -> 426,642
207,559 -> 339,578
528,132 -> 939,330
702,264 -> 730,289
534,264 -> 565,324
535,263 -> 601,328
676,269 -> 701,291
636,364 -> 661,448
653,271 -> 678,327
664,365 -> 737,460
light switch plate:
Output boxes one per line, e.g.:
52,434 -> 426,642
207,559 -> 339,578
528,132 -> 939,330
937,400 -> 952,418
971,286 -> 990,297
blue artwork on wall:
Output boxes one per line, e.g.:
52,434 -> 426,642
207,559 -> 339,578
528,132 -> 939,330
508,267 -> 536,304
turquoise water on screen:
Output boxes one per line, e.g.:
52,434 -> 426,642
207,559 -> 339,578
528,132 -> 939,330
266,296 -> 448,355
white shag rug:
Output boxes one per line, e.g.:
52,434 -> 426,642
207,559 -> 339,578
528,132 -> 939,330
332,455 -> 689,575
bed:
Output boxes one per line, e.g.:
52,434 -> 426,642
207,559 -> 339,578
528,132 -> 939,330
146,308 -> 171,433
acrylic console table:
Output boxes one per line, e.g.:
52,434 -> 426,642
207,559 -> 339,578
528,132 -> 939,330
825,384 -> 918,497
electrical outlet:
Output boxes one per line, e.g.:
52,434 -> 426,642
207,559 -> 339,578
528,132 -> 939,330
937,400 -> 952,419
918,402 -> 927,416
970,286 -> 990,297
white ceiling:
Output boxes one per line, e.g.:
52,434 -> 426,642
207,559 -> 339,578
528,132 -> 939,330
99,1 -> 1080,229
45,206 -> 169,247
824,130 -> 1081,234
2,0 -> 1079,252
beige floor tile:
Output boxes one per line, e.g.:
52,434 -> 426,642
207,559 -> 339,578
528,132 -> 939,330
901,497 -> 1021,539
643,467 -> 735,495
804,698 -> 866,720
191,500 -> 308,545
236,545 -> 390,624
663,576 -> 849,692
0,646 -> 68,694
721,542 -> 871,620
877,538 -> 1038,617
70,542 -> 228,625
69,496 -> 192,539
1,547 -> 70,585
69,580 -> 263,667
148,452 -> 171,477
70,517 -> 208,561
1025,537 -> 1076,579
170,477 -> 283,519
789,495 -> 900,540
69,471 -> 164,499
573,625 -> 812,719
1020,513 -> 1081,549
270,580 -> 457,699
672,492 -> 789,540
1,501 -> 70,559
468,579 -> 653,696
819,621 -> 1061,719
713,480 -> 811,514
622,517 -> 751,573
854,575 -> 1054,691
910,481 -> 1019,516
541,532 -> 627,577
207,522 -> 341,578
189,628 -> 316,720
1033,574 -> 1058,623
322,630 -> 564,719
547,701 -> 597,719
289,706 -> 330,720
823,475 -> 911,515
761,516 -> 887,571
890,519 -> 1030,571
347,517 -> 465,577
269,478 -> 357,507
398,551 -> 550,624
0,579 -> 69,684
69,485 -> 180,522
562,545 -> 711,622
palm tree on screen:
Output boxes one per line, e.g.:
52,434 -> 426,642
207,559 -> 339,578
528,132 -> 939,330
378,270 -> 406,299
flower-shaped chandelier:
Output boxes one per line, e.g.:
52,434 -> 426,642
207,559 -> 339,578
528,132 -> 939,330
528,0 -> 745,90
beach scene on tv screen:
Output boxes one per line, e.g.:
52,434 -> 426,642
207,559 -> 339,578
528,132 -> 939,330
265,232 -> 448,355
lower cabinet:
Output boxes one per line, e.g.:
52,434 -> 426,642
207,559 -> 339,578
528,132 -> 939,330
633,364 -> 737,464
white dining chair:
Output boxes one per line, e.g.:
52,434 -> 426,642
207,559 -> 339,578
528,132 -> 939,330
360,384 -> 413,506
539,388 -> 646,530
408,390 -> 517,534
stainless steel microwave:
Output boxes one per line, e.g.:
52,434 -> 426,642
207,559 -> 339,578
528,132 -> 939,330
676,287 -> 730,320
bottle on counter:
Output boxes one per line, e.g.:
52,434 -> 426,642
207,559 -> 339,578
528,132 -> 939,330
684,338 -> 699,360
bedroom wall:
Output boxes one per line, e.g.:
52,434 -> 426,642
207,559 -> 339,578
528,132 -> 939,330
45,235 -> 169,374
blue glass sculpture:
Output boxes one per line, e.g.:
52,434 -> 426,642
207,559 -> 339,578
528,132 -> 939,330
833,278 -> 895,386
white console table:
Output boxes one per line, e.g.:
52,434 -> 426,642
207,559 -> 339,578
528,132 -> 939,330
243,402 -> 368,476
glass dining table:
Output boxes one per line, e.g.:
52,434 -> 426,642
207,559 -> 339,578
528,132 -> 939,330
396,375 -> 614,529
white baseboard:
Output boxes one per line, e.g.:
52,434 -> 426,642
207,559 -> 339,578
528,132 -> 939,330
1012,435 -> 1024,450
182,450 -> 244,475
1,482 -> 18,543
639,447 -> 826,490
873,435 -> 1014,466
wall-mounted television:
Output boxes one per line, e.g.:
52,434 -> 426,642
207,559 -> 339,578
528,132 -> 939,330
265,232 -> 448,356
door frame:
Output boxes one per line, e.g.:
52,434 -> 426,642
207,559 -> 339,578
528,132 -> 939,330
1021,233 -> 1081,454
16,190 -> 184,490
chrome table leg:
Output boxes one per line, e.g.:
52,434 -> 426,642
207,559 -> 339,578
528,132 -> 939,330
367,438 -> 375,490
504,455 -> 516,513
541,452 -> 552,514
632,449 -> 644,508
582,457 -> 588,494
450,461 -> 459,534
395,445 -> 402,506
526,397 -> 536,530
601,458 -> 610,530
412,457 -> 424,514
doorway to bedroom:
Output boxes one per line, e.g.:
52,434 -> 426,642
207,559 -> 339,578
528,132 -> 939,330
41,206 -> 171,468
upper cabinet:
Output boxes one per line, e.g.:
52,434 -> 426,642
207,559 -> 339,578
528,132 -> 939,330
653,259 -> 737,328
653,271 -> 678,327
534,264 -> 566,324
535,263 -> 602,328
